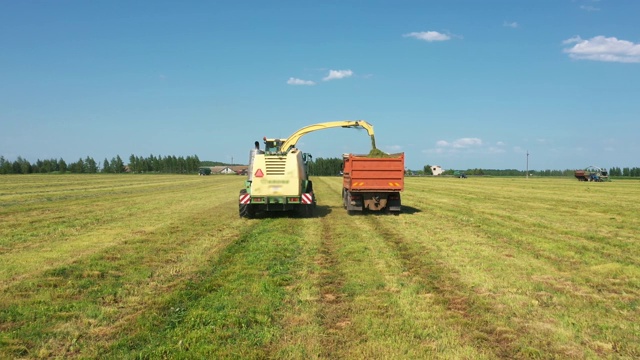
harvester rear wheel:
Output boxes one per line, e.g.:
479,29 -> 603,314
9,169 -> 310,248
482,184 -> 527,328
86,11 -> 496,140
239,189 -> 255,219
298,193 -> 315,218
298,204 -> 313,218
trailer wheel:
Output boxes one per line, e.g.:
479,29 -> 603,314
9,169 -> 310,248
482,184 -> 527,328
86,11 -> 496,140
239,189 -> 255,219
342,188 -> 348,209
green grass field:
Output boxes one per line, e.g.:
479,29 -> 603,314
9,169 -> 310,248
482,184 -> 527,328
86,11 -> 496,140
1,175 -> 638,359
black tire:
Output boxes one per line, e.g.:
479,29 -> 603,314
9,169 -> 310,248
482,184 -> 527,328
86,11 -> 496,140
342,188 -> 348,209
239,189 -> 254,219
299,204 -> 313,218
298,192 -> 315,218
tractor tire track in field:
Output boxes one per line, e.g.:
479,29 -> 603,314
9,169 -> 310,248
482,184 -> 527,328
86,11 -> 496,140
308,177 -> 360,358
363,215 -> 525,359
111,216 -> 298,358
315,211 -> 354,357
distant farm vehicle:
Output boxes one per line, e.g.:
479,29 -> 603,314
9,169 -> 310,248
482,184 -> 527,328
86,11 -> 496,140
575,166 -> 609,182
199,168 -> 211,176
453,170 -> 467,179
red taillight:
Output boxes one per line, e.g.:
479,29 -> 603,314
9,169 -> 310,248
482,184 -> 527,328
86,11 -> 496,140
255,169 -> 264,177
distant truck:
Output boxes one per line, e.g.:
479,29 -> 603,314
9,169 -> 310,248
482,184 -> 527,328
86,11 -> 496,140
575,166 -> 609,182
342,153 -> 405,214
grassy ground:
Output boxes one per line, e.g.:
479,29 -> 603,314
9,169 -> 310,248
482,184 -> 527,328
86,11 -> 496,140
0,174 -> 638,359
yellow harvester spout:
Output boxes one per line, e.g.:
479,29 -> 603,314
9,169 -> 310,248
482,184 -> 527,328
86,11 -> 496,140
278,120 -> 375,153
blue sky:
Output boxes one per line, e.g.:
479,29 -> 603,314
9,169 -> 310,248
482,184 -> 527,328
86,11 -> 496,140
1,0 -> 639,171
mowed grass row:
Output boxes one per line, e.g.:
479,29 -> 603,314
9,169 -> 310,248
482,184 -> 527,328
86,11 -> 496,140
385,177 -> 640,358
1,175 -> 639,358
0,175 -> 251,357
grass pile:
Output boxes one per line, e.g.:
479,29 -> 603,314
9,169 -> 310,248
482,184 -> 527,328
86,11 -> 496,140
367,148 -> 392,157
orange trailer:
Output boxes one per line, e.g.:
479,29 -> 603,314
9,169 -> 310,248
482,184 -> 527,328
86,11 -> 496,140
342,153 -> 405,214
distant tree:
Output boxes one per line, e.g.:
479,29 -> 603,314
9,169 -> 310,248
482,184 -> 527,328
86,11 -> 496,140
69,158 -> 85,173
308,157 -> 343,176
34,159 -> 44,173
39,158 -> 56,173
129,154 -> 137,173
187,154 -> 200,173
16,156 -> 32,174
101,158 -> 111,173
200,160 -> 239,167
109,155 -> 124,173
151,154 -> 160,172
58,158 -> 67,173
85,156 -> 98,173
177,156 -> 186,173
424,165 -> 433,175
0,156 -> 12,174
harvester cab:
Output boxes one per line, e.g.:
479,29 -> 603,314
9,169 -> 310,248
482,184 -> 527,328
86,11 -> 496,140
263,138 -> 284,154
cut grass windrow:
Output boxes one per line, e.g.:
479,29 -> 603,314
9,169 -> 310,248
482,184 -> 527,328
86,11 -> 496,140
106,217 -> 301,359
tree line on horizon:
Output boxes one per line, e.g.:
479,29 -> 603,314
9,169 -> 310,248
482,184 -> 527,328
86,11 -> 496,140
2,155 -> 640,177
423,165 -> 640,177
0,154 -> 202,174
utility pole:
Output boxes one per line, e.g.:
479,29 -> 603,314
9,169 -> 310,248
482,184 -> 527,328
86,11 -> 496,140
526,150 -> 529,179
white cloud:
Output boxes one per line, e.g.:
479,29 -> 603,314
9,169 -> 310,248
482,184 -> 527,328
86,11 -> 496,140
563,35 -> 640,63
503,21 -> 518,28
442,138 -> 483,148
322,69 -> 353,81
426,137 -> 511,156
403,31 -> 451,42
287,77 -> 316,86
563,36 -> 582,45
427,138 -> 483,154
